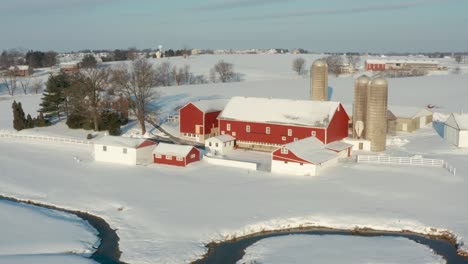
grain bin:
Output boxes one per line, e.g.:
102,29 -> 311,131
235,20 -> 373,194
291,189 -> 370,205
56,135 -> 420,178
353,75 -> 371,139
310,59 -> 328,101
365,77 -> 388,152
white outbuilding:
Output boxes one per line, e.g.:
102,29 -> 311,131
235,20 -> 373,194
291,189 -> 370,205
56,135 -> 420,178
205,135 -> 236,155
94,136 -> 157,165
444,113 -> 468,148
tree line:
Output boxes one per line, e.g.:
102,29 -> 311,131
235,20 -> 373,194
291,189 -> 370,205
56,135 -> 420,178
0,49 -> 57,69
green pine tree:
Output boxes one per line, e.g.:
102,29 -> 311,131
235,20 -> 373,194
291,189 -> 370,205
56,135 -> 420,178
26,114 -> 33,129
12,101 -> 26,131
39,73 -> 70,120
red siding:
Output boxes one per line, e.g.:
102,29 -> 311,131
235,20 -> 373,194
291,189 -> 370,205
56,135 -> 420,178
326,104 -> 350,144
204,111 -> 222,134
218,120 -> 326,145
366,63 -> 386,71
153,147 -> 201,167
272,148 -> 312,164
179,103 -> 204,134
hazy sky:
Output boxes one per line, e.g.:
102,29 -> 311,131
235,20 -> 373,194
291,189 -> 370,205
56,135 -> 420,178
0,0 -> 467,52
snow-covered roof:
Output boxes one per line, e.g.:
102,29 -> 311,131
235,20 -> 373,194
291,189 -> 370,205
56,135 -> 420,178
191,99 -> 229,113
283,137 -> 338,164
388,106 -> 433,119
325,141 -> 353,152
219,97 -> 341,128
60,62 -> 80,69
9,65 -> 29,71
207,134 -> 236,143
446,113 -> 468,130
94,136 -> 147,148
365,59 -> 439,65
153,143 -> 197,157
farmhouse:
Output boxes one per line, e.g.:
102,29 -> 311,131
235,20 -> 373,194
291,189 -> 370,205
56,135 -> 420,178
205,135 -> 236,155
8,65 -> 33,76
444,113 -> 468,148
60,62 -> 80,74
217,97 -> 349,151
179,99 -> 229,143
365,59 -> 442,72
271,137 -> 352,176
153,143 -> 201,167
94,136 -> 157,165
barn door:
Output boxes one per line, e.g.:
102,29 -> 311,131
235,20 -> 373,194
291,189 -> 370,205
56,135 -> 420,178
195,125 -> 203,134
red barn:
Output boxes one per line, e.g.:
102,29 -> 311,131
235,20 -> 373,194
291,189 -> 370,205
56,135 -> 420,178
271,137 -> 352,176
153,143 -> 201,167
217,97 -> 349,151
365,60 -> 386,71
179,99 -> 228,142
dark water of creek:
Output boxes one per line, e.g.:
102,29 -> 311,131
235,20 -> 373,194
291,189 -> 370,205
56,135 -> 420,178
193,229 -> 468,264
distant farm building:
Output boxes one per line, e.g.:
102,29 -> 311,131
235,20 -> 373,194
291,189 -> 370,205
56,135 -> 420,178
205,135 -> 236,155
8,65 -> 33,77
179,99 -> 228,143
153,143 -> 201,167
365,59 -> 442,72
444,113 -> 468,148
218,97 -> 349,151
60,62 -> 80,74
94,136 -> 157,165
387,107 -> 433,133
271,137 -> 352,176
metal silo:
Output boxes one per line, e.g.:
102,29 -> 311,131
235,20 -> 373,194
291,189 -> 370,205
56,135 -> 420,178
353,75 -> 370,139
365,77 -> 388,152
310,59 -> 328,101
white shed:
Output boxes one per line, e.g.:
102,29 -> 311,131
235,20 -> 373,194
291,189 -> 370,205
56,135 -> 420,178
205,135 -> 236,155
94,136 -> 157,165
444,113 -> 468,148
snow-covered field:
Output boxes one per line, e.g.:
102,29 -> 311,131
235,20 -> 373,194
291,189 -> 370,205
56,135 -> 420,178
239,235 -> 444,264
0,200 -> 98,264
0,54 -> 468,263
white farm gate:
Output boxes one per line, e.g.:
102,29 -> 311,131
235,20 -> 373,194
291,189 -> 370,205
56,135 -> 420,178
357,155 -> 456,175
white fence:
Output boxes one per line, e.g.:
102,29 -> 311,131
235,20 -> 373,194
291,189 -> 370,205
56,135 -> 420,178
203,155 -> 257,171
0,133 -> 93,145
357,155 -> 456,175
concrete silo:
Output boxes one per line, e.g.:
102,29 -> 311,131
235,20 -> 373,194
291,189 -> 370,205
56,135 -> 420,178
310,59 -> 328,101
353,75 -> 371,139
365,77 -> 388,152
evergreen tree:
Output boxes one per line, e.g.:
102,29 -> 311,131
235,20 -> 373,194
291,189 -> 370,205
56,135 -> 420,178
12,101 -> 26,131
26,114 -> 33,129
39,73 -> 69,120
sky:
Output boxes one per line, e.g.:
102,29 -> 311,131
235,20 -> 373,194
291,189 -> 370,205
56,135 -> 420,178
0,0 -> 467,52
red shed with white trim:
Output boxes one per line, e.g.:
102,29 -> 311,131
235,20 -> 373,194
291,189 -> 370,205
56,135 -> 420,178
217,97 -> 349,151
153,143 -> 201,167
179,99 -> 229,142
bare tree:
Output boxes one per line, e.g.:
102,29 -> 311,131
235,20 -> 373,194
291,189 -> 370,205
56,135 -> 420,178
76,67 -> 110,131
326,55 -> 345,77
31,79 -> 43,94
212,60 -> 235,83
346,55 -> 361,74
111,59 -> 158,135
1,74 -> 17,95
292,57 -> 306,76
18,77 -> 31,95
127,47 -> 138,61
155,61 -> 172,86
455,55 -> 462,64
452,66 -> 461,75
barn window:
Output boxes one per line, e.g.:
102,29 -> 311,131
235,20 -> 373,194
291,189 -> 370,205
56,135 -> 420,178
176,156 -> 183,161
190,154 -> 195,159
156,154 -> 162,158
300,163 -> 303,166
232,132 -> 236,136
311,131 -> 316,137
246,125 -> 250,132
287,129 -> 292,136
282,136 -> 286,141
102,146 -> 107,151
294,138 -> 298,141
284,161 -> 288,164
266,127 -> 270,134
215,143 -> 219,147
281,147 -> 288,154
221,131 -> 225,135
123,148 -> 127,154
166,155 -> 172,160
227,123 -> 231,131
209,142 -> 212,147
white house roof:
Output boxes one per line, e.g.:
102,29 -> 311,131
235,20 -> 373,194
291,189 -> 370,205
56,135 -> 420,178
207,134 -> 236,143
94,136 -> 147,148
219,97 -> 341,128
60,62 -> 79,69
445,113 -> 468,130
283,137 -> 338,164
153,143 -> 197,157
325,141 -> 353,152
366,59 -> 439,65
191,99 -> 229,113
